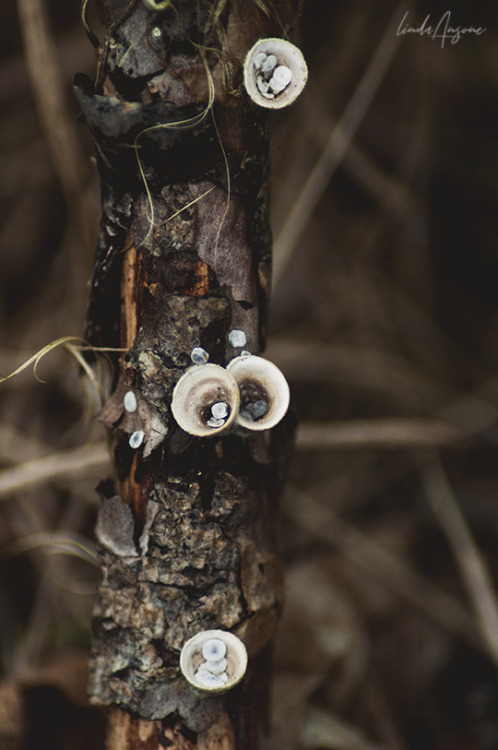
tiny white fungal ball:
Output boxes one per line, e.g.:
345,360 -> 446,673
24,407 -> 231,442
241,399 -> 268,422
123,390 -> 138,413
204,657 -> 227,675
261,54 -> 277,74
252,400 -> 268,418
191,347 -> 209,365
202,638 -> 227,662
151,26 -> 162,38
194,669 -> 228,688
206,417 -> 225,429
211,402 -> 228,419
253,52 -> 267,70
228,329 -> 247,348
270,65 -> 292,94
256,77 -> 270,96
129,430 -> 144,449
240,350 -> 251,358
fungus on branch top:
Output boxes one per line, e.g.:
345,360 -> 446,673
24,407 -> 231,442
243,38 -> 308,110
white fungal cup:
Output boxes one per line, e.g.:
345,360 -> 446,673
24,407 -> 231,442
243,38 -> 308,109
171,364 -> 239,437
180,630 -> 248,694
227,355 -> 290,431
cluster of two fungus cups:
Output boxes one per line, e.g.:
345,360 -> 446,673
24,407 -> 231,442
171,355 -> 290,438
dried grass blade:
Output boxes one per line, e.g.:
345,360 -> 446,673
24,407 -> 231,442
0,442 -> 110,499
420,454 -> 498,667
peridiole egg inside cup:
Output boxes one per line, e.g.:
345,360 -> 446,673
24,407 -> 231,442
171,364 -> 240,437
180,630 -> 248,694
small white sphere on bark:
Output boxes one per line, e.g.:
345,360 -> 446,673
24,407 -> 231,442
123,390 -> 138,413
129,430 -> 144,449
190,347 -> 209,365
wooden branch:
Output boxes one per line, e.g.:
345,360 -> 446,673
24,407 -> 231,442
79,1 -> 300,747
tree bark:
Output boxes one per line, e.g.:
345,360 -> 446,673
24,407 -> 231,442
77,1 -> 299,747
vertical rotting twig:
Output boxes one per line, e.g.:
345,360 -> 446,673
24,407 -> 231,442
79,1 -> 301,747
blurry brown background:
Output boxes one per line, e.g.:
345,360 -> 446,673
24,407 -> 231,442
1,1 -> 498,748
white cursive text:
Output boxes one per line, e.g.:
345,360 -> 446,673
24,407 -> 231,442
397,10 -> 486,49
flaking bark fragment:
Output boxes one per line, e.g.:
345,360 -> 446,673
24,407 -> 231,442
95,493 -> 139,557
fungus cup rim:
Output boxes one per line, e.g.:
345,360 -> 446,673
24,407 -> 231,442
180,629 -> 248,694
171,364 -> 239,437
243,37 -> 308,110
227,355 -> 290,431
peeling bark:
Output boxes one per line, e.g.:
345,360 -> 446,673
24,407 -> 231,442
79,1 -> 299,746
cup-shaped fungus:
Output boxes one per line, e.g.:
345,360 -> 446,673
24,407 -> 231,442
227,355 -> 290,431
180,630 -> 248,694
243,37 -> 308,109
171,364 -> 239,437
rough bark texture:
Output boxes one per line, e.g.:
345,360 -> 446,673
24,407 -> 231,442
79,1 -> 299,746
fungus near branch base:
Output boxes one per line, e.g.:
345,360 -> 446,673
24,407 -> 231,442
180,630 -> 248,694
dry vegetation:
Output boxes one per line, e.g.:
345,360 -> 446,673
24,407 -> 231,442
1,0 -> 498,748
